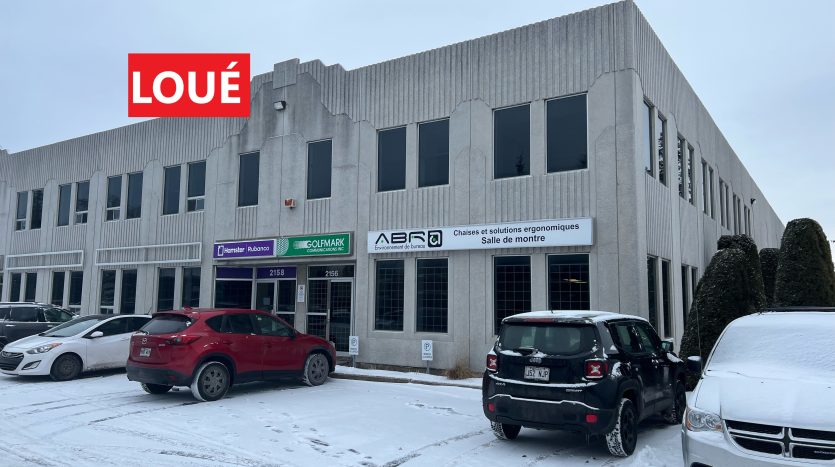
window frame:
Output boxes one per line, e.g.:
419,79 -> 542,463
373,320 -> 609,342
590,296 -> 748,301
306,139 -> 333,200
415,257 -> 449,334
374,259 -> 405,331
656,112 -> 667,186
105,175 -> 122,221
57,183 -> 72,227
493,255 -> 532,335
187,160 -> 206,212
376,126 -> 408,192
15,191 -> 28,231
162,165 -> 181,216
493,103 -> 531,180
417,118 -> 451,187
30,189 -> 44,230
547,253 -> 591,311
75,181 -> 90,224
643,100 -> 655,177
545,93 -> 588,174
237,152 -> 260,207
126,172 -> 143,219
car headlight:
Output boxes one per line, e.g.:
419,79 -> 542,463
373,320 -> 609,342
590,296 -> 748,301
26,343 -> 62,354
684,406 -> 723,432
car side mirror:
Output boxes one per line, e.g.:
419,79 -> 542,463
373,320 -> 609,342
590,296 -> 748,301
686,356 -> 703,374
660,339 -> 675,354
88,331 -> 104,339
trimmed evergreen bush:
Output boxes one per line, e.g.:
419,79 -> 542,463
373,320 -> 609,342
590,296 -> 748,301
759,248 -> 780,307
680,248 -> 759,388
717,234 -> 765,311
773,218 -> 835,307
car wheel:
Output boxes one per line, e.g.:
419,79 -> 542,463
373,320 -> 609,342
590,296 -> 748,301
190,361 -> 230,402
301,353 -> 329,387
50,354 -> 82,381
662,381 -> 686,424
605,398 -> 637,457
141,383 -> 173,395
491,421 -> 521,440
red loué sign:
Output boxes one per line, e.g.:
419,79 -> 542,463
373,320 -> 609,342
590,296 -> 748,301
128,53 -> 250,117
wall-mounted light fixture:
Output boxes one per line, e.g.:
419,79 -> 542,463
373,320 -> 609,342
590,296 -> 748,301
273,100 -> 287,111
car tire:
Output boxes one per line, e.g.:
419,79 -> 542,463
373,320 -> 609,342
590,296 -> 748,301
141,383 -> 173,395
662,381 -> 686,425
190,361 -> 230,402
490,421 -> 521,440
302,352 -> 329,387
50,354 -> 82,381
605,398 -> 638,457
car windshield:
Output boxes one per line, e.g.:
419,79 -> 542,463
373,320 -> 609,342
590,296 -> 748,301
707,313 -> 835,379
42,316 -> 108,337
140,314 -> 194,335
498,323 -> 597,355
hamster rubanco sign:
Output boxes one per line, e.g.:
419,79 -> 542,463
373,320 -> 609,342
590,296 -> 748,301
128,53 -> 250,117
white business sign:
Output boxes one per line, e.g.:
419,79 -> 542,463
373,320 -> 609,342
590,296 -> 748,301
368,218 -> 592,254
296,284 -> 306,303
348,336 -> 359,356
421,340 -> 433,361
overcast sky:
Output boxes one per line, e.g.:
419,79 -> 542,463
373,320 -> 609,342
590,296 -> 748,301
1,0 -> 833,248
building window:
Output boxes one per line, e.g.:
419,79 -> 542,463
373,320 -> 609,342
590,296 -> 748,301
75,181 -> 89,224
656,113 -> 667,185
681,265 -> 689,325
732,194 -> 739,233
51,271 -> 65,306
57,184 -> 71,227
418,119 -> 450,187
215,280 -> 252,309
547,94 -> 587,173
276,280 -> 296,326
162,166 -> 181,215
643,101 -> 654,177
677,138 -> 685,198
374,260 -> 404,331
494,256 -> 531,334
691,268 -> 698,308
708,167 -> 715,219
121,269 -> 137,314
15,192 -> 27,230
157,268 -> 176,311
187,161 -> 206,212
647,256 -> 658,330
24,272 -> 37,302
494,104 -> 530,179
661,260 -> 671,337
238,152 -> 260,207
126,172 -> 143,219
100,270 -> 116,314
307,139 -> 332,199
548,254 -> 590,310
415,258 -> 448,333
106,175 -> 122,221
377,127 -> 407,191
10,273 -> 22,301
719,179 -> 726,227
182,267 -> 201,308
687,145 -> 695,205
724,184 -> 731,229
30,189 -> 43,230
69,271 -> 83,313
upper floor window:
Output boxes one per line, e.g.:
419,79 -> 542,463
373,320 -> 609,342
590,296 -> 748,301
547,94 -> 587,172
307,139 -> 332,199
719,179 -> 726,226
30,189 -> 43,230
106,175 -> 122,221
701,160 -> 709,214
656,112 -> 667,185
494,104 -> 530,179
75,181 -> 89,224
643,101 -> 654,177
57,184 -> 71,226
377,127 -> 406,191
677,137 -> 686,198
686,145 -> 695,204
708,167 -> 715,219
238,152 -> 259,207
418,119 -> 449,187
162,165 -> 181,215
187,161 -> 206,212
126,172 -> 143,219
15,192 -> 27,230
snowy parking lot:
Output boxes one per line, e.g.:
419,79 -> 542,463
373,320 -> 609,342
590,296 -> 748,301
0,371 -> 682,466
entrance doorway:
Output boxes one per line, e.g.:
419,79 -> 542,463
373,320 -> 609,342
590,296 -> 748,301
255,279 -> 296,327
307,265 -> 354,352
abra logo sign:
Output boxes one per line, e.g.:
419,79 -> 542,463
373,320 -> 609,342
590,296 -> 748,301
375,229 -> 443,248
128,53 -> 250,117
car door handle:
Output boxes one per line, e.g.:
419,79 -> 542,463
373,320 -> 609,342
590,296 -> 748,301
4,324 -> 15,327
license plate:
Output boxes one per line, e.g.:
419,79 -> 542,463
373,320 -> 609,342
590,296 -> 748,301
139,347 -> 152,357
524,366 -> 550,381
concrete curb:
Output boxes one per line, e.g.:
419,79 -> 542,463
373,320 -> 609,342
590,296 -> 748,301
331,372 -> 480,390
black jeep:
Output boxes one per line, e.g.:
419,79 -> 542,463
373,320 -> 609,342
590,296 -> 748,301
482,310 -> 687,457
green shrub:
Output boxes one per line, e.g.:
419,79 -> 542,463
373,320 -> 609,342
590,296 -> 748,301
773,218 -> 835,307
717,234 -> 765,311
759,248 -> 780,307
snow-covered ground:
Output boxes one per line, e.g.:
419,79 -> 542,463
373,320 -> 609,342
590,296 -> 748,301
0,370 -> 682,466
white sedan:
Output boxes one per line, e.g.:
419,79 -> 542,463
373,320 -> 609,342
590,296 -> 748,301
0,314 -> 150,381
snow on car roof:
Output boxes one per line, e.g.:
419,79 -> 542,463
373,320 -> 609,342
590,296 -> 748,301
503,310 -> 648,323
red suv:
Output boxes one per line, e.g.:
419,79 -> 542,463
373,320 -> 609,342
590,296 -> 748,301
126,309 -> 336,401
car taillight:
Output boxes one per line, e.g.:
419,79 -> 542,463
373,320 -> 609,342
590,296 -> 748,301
584,359 -> 608,380
167,335 -> 200,345
486,354 -> 498,371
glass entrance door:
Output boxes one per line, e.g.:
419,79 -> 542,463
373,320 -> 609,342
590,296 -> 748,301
255,280 -> 296,326
255,282 -> 275,312
306,279 -> 353,352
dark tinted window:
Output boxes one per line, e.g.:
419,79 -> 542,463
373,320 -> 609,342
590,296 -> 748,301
0,308 -> 9,320
377,127 -> 406,192
548,255 -> 590,310
126,172 -> 143,219
656,113 -> 667,185
57,184 -> 71,226
107,175 -> 122,209
127,316 -> 150,332
120,269 -> 137,314
24,273 -> 36,302
238,152 -> 259,206
69,271 -> 83,307
494,256 -> 531,334
227,314 -> 255,334
499,324 -> 597,355
254,314 -> 292,337
677,137 -> 685,198
307,140 -> 332,199
43,316 -> 106,337
15,192 -> 27,230
647,257 -> 658,329
416,258 -> 448,333
95,318 -> 128,336
76,181 -> 90,212
182,267 -> 201,308
418,119 -> 449,187
188,161 -> 206,198
10,307 -> 38,322
30,189 -> 43,229
162,166 -> 181,215
214,280 -> 252,309
157,268 -> 175,312
51,271 -> 65,306
10,273 -> 22,302
100,270 -> 116,312
141,314 -> 193,335
205,316 -> 223,332
494,105 -> 530,179
375,260 -> 404,331
547,94 -> 587,172
634,322 -> 662,354
611,323 -> 642,354
661,260 -> 671,337
643,102 -> 653,176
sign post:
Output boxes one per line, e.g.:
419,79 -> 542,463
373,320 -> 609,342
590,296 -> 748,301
421,340 -> 433,374
348,336 -> 359,368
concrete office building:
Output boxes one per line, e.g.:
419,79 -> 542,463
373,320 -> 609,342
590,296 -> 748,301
0,1 -> 783,369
